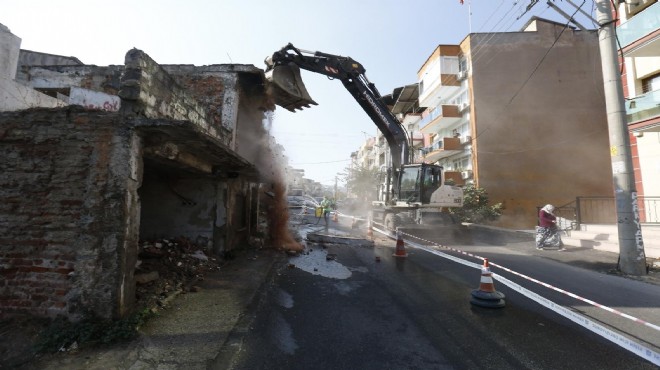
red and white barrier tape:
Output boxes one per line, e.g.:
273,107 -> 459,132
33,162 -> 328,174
371,223 -> 660,366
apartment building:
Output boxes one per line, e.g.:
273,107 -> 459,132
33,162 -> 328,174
616,0 -> 660,221
404,17 -> 614,228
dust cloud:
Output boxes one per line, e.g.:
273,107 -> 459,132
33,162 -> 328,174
235,92 -> 301,252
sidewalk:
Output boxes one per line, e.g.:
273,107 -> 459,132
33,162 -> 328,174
464,223 -> 660,286
14,248 -> 285,370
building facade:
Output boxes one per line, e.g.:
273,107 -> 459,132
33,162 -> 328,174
0,25 -> 280,320
364,18 -> 615,228
616,0 -> 660,222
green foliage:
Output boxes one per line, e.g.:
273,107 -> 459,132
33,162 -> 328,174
340,165 -> 380,201
35,308 -> 156,353
449,184 -> 503,223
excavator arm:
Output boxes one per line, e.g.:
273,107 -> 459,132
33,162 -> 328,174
265,43 -> 410,170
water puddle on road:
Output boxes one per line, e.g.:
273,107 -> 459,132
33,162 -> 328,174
287,224 -> 355,279
289,248 -> 352,279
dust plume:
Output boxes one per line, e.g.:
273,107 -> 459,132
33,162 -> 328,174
235,90 -> 301,252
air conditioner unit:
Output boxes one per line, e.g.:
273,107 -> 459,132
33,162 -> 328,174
461,170 -> 473,180
461,135 -> 472,144
457,70 -> 467,80
458,102 -> 469,112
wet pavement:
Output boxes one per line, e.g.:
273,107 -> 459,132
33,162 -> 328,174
9,214 -> 660,369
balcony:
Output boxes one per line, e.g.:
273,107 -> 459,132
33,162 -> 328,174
419,105 -> 462,133
418,74 -> 461,108
626,89 -> 660,124
616,1 -> 660,56
420,137 -> 462,162
444,170 -> 465,186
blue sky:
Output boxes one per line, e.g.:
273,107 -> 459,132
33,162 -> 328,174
3,0 -> 598,185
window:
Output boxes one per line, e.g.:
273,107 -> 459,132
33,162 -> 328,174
642,73 -> 660,94
451,156 -> 471,170
399,166 -> 421,201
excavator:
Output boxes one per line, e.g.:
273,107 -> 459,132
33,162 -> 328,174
264,43 -> 463,230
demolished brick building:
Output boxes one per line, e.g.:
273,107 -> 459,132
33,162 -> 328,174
0,24 -> 283,320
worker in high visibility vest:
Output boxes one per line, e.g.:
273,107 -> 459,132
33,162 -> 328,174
320,196 -> 332,229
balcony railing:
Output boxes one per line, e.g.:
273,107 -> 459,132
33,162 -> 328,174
616,1 -> 660,49
626,89 -> 660,123
419,106 -> 442,129
542,195 -> 660,230
420,140 -> 443,154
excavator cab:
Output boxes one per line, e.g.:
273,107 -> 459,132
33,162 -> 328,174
264,60 -> 317,112
397,164 -> 441,204
396,164 -> 462,208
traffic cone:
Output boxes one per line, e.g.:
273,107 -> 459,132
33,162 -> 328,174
392,230 -> 408,258
470,258 -> 505,308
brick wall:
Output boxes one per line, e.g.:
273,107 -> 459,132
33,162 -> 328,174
0,106 -> 138,319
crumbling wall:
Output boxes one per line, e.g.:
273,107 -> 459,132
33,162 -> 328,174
0,46 -> 274,320
0,107 -> 141,319
119,50 -> 219,138
16,65 -> 124,96
163,64 -> 273,150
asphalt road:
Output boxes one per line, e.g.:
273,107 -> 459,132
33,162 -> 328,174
221,221 -> 659,370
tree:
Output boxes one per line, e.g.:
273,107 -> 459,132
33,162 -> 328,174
449,184 -> 503,223
341,165 -> 380,201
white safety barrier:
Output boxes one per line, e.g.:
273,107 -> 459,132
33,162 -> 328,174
371,223 -> 660,366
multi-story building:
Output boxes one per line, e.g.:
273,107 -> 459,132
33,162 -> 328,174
415,44 -> 471,186
356,136 -> 376,169
616,0 -> 660,221
413,17 -> 615,228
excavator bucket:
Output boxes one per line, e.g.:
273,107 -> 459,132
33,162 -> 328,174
265,63 -> 318,112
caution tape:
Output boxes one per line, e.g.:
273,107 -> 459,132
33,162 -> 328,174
371,223 -> 660,366
494,273 -> 660,366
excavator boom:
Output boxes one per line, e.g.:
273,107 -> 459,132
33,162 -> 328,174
264,43 -> 409,170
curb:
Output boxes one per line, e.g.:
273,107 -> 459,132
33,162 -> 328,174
207,251 -> 286,369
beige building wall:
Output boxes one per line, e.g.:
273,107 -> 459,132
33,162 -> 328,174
467,18 -> 614,228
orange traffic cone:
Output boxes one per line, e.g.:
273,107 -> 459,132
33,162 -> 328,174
332,212 -> 338,222
392,230 -> 408,258
470,258 -> 505,308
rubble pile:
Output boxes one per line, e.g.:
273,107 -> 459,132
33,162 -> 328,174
135,237 -> 223,312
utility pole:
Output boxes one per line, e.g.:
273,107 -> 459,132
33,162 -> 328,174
334,176 -> 338,200
595,0 -> 647,275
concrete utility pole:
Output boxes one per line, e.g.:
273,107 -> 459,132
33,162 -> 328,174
334,176 -> 338,200
595,0 -> 647,275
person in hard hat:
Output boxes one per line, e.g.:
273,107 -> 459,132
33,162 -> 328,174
536,204 -> 564,250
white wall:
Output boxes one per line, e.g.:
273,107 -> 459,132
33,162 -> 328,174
0,23 -> 65,111
637,132 -> 660,195
0,23 -> 19,80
